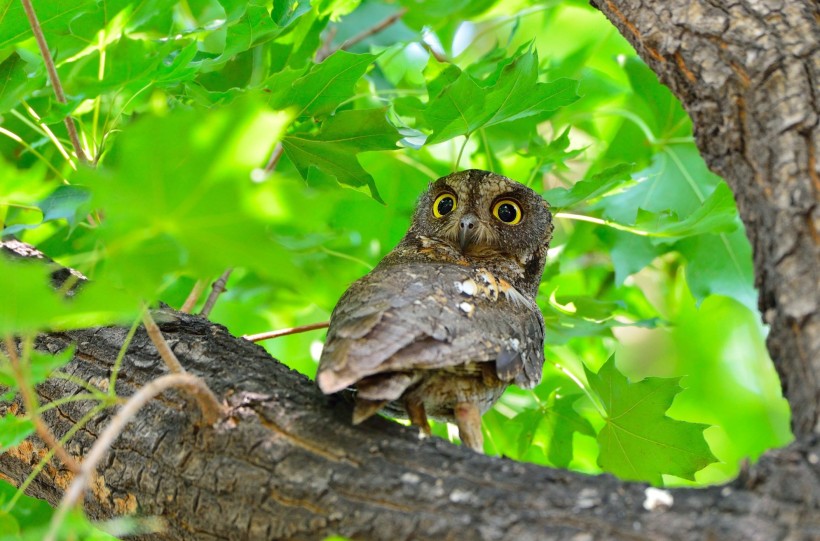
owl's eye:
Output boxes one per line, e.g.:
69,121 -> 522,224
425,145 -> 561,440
492,200 -> 522,225
433,193 -> 457,218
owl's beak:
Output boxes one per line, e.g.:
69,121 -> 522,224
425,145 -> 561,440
459,214 -> 479,252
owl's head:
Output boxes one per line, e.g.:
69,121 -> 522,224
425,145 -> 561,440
406,169 -> 553,295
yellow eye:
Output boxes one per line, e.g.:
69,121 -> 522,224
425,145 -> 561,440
433,193 -> 457,218
492,199 -> 522,225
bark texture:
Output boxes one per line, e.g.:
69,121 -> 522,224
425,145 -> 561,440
1,313 -> 819,541
1,1 -> 819,539
593,0 -> 820,436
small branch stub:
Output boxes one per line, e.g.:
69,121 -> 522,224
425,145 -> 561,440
200,269 -> 233,318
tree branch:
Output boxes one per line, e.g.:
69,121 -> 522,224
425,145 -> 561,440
45,372 -> 221,541
0,312 -> 816,540
19,0 -> 88,164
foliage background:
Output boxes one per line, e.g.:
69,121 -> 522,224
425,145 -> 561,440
0,0 -> 792,537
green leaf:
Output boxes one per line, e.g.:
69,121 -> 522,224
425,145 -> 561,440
516,393 -> 595,468
28,346 -> 75,386
0,414 -> 34,452
585,357 -> 716,485
600,145 -> 719,225
635,183 -> 739,241
545,163 -> 633,209
74,98 -> 299,298
0,0 -> 95,52
423,48 -> 579,144
270,50 -> 378,117
281,108 -> 401,201
2,185 -> 91,236
676,227 -> 756,310
0,257 -> 138,333
0,53 -> 43,113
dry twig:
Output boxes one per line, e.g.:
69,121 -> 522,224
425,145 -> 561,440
243,321 -> 330,343
44,372 -> 222,541
142,310 -> 185,373
180,280 -> 206,313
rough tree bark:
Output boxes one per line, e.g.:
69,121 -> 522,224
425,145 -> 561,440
593,0 -> 820,437
1,1 -> 818,540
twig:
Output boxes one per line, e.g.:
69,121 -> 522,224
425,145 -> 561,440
3,336 -> 81,474
200,269 -> 233,318
142,310 -> 185,373
314,27 -> 338,63
19,0 -> 88,164
243,322 -> 330,343
337,8 -> 408,53
421,41 -> 448,64
44,373 -> 222,541
263,143 -> 284,174
180,280 -> 206,313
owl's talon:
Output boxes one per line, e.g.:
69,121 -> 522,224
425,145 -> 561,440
454,401 -> 484,453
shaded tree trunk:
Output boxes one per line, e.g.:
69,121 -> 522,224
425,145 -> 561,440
1,1 -> 818,539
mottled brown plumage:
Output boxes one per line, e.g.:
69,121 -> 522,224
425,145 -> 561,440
317,169 -> 553,451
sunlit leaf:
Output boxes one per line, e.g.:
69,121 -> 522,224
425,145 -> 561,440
585,357 -> 717,485
282,108 -> 401,201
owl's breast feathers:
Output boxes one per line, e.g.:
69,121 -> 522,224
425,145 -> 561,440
316,262 -> 545,396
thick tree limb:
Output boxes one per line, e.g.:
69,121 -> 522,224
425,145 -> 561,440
593,0 -> 820,437
0,312 -> 818,540
1,1 -> 818,539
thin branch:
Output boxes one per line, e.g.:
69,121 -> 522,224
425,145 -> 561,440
44,373 -> 222,541
314,26 -> 338,63
180,280 -> 207,313
263,143 -> 284,174
243,322 -> 330,343
19,0 -> 88,164
142,310 -> 185,374
200,269 -> 233,318
337,8 -> 408,53
3,337 -> 81,474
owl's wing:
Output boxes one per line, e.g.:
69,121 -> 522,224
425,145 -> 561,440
316,263 -> 545,394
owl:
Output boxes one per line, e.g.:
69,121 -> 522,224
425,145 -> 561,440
317,169 -> 553,452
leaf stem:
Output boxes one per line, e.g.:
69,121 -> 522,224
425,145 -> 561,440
0,126 -> 68,181
555,212 -> 650,236
3,336 -> 81,474
109,312 -> 144,395
13,104 -> 75,168
320,246 -> 375,270
19,0 -> 88,163
455,134 -> 470,171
